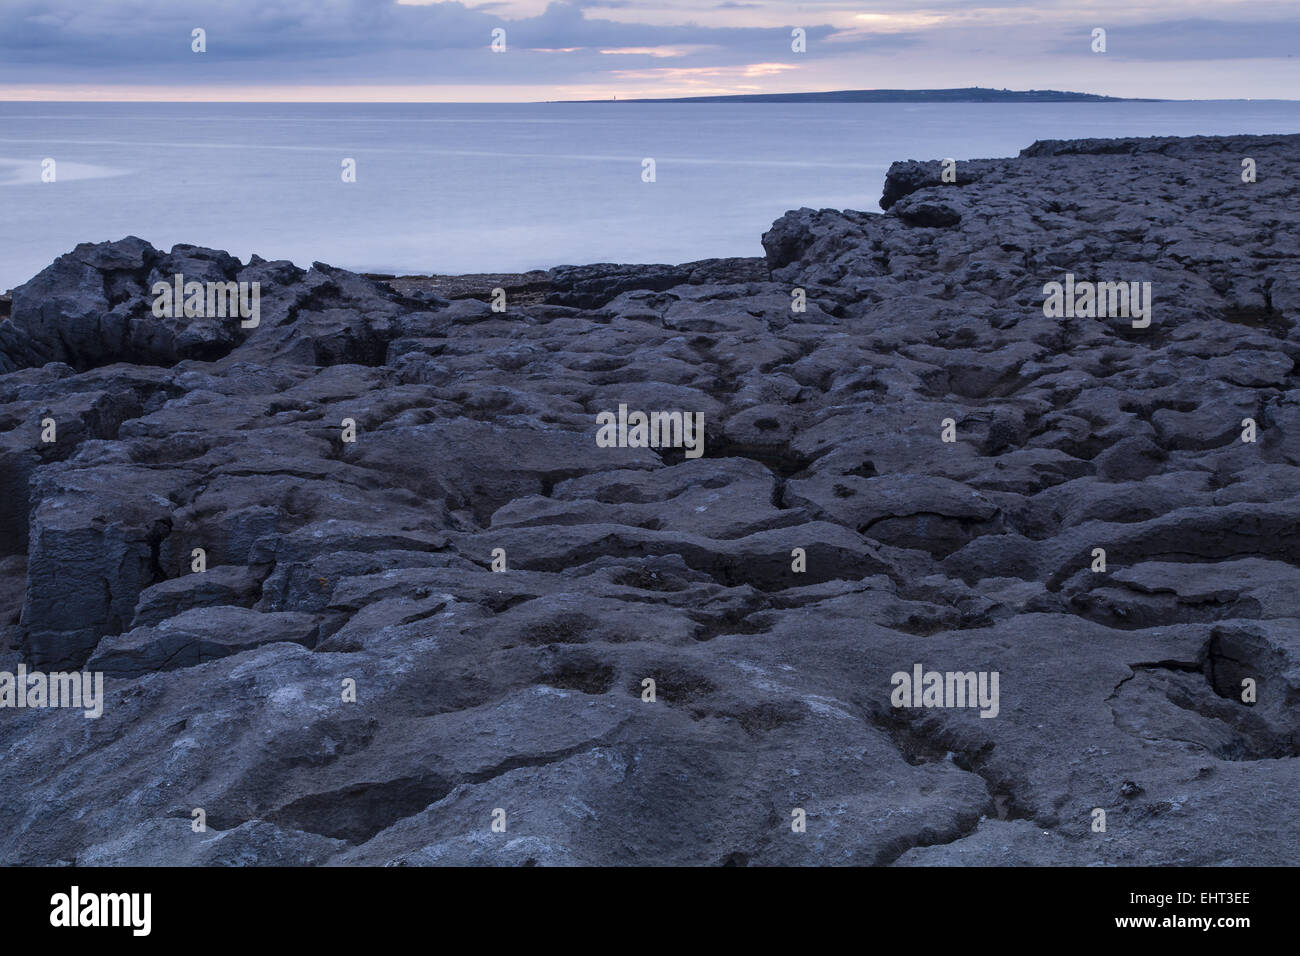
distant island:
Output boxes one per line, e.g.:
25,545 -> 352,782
563,87 -> 1157,104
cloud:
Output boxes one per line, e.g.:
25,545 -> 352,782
0,0 -> 1295,99
1046,18 -> 1300,60
598,44 -> 720,56
0,0 -> 885,91
608,61 -> 799,80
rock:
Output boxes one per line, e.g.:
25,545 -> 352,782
894,198 -> 963,228
2,132 -> 1300,866
547,262 -> 692,309
130,565 -> 265,628
87,606 -> 321,677
547,257 -> 770,310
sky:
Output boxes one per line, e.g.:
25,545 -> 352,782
0,0 -> 1296,102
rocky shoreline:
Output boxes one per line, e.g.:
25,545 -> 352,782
0,133 -> 1298,865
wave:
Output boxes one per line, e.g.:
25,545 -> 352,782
0,156 -> 130,186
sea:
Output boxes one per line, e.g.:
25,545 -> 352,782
2,99 -> 1299,292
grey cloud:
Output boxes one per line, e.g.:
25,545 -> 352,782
1045,18 -> 1300,60
0,0 -> 884,87
2,0 -> 1289,92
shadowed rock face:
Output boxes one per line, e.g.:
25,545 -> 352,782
1,133 -> 1298,866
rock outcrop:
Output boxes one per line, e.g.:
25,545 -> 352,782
1,133 -> 1298,865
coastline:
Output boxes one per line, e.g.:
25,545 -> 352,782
1,131 -> 1298,865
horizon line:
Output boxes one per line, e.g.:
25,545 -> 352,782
3,92 -> 1299,105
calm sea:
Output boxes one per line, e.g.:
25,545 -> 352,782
2,100 -> 1299,291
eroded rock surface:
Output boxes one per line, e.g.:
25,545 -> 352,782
1,133 -> 1298,865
